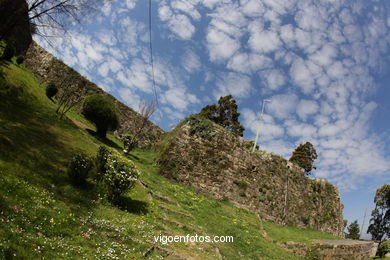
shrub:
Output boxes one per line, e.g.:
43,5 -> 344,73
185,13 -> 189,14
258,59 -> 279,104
188,115 -> 214,140
82,94 -> 119,138
67,153 -> 93,186
16,55 -> 24,64
95,146 -> 110,177
378,240 -> 390,258
45,83 -> 58,99
100,151 -> 140,202
233,179 -> 248,189
95,147 -> 140,202
1,42 -> 15,61
123,134 -> 138,153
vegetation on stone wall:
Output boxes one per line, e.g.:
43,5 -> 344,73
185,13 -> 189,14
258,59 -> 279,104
289,142 -> 318,175
156,118 -> 344,236
199,95 -> 245,136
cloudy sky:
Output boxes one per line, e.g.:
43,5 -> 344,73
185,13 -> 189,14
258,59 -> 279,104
36,0 -> 390,237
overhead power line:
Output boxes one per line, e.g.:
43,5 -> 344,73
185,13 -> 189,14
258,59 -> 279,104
148,0 -> 159,107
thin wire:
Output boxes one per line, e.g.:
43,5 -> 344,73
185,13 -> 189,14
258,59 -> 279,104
149,0 -> 159,107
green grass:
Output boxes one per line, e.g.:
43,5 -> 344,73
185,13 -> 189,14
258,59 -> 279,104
0,61 -> 342,259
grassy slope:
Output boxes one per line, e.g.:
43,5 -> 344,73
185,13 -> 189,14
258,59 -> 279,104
0,62 -> 340,259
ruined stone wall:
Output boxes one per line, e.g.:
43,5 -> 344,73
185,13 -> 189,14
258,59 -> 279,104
24,41 -> 164,147
156,119 -> 344,236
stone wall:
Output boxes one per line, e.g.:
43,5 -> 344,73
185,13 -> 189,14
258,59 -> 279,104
156,119 -> 344,236
24,41 -> 164,147
313,240 -> 374,260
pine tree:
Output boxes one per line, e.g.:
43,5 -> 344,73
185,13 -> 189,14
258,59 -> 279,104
289,142 -> 317,175
199,95 -> 245,136
346,220 -> 360,240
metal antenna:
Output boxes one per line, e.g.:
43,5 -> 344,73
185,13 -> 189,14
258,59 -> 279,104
252,99 -> 271,152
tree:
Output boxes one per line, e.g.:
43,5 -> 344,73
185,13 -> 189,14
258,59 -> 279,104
55,74 -> 87,118
121,100 -> 156,153
1,41 -> 15,61
0,0 -> 103,43
368,184 -> 390,241
199,95 -> 245,136
289,142 -> 317,175
82,94 -> 119,138
346,220 -> 360,239
45,82 -> 58,99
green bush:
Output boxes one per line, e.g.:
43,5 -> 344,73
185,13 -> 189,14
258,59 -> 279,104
378,240 -> 390,258
233,179 -> 248,189
67,153 -> 93,186
95,146 -> 110,178
95,147 -> 140,202
16,55 -> 24,64
82,94 -> 119,138
123,134 -> 138,153
1,42 -> 15,61
188,115 -> 214,140
100,151 -> 140,202
45,83 -> 58,99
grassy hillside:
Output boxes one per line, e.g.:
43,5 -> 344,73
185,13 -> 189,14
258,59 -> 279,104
0,61 -> 340,259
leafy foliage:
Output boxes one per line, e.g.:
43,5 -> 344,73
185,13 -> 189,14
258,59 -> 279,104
233,179 -> 248,189
345,220 -> 360,239
15,55 -> 24,64
289,142 -> 317,175
123,134 -> 138,153
45,83 -> 58,99
95,145 -> 110,180
1,41 -> 15,61
95,148 -> 140,202
67,153 -> 93,186
378,240 -> 390,258
82,94 -> 119,138
368,184 -> 390,241
199,95 -> 245,136
188,115 -> 215,140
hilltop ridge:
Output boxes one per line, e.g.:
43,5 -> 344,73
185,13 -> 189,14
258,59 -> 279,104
23,41 -> 164,148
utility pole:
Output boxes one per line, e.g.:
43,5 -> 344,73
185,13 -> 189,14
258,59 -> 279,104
252,99 -> 271,152
360,208 -> 368,239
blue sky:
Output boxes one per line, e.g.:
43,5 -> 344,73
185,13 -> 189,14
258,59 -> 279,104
36,0 -> 390,238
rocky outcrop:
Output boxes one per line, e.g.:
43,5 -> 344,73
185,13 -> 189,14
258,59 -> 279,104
156,118 -> 344,236
0,0 -> 32,55
24,41 -> 164,147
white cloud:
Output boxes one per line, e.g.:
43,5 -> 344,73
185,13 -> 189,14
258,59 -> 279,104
172,0 -> 201,21
214,72 -> 252,99
162,87 -> 199,111
182,49 -> 201,73
290,58 -> 316,94
296,99 -> 319,120
248,22 -> 281,53
227,52 -> 273,74
267,94 -> 298,119
206,28 -> 240,62
261,69 -> 285,90
158,2 -> 196,40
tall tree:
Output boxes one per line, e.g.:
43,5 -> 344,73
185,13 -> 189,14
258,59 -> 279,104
289,142 -> 317,175
0,0 -> 105,42
368,184 -> 390,241
199,95 -> 245,136
346,220 -> 360,240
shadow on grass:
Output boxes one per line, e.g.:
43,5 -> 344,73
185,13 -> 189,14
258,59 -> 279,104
114,196 -> 149,215
86,129 -> 122,150
126,152 -> 140,161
